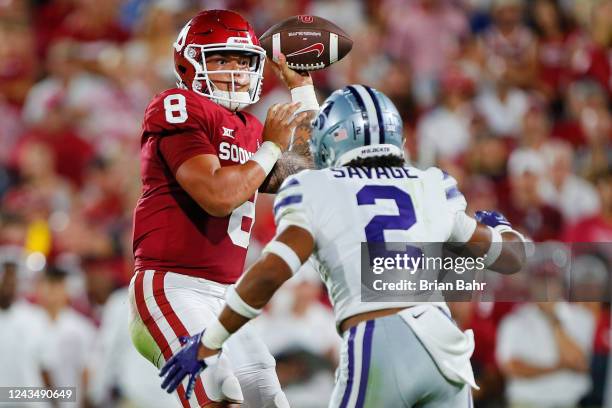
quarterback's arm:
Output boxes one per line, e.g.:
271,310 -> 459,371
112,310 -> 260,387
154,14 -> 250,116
176,154 -> 272,217
198,226 -> 315,359
259,54 -> 318,193
175,102 -> 305,217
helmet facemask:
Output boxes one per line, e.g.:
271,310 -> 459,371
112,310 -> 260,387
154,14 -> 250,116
180,44 -> 266,111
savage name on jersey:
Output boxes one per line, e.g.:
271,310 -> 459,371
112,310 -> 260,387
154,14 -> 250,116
273,164 -> 474,326
133,88 -> 262,282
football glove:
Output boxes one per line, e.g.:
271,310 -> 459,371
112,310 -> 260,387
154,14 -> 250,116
159,330 -> 243,403
474,210 -> 512,231
160,330 -> 208,398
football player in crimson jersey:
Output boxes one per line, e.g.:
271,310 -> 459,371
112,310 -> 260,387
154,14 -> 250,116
128,9 -> 320,408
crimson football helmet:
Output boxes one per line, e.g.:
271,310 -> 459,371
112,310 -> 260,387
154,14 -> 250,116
173,10 -> 266,111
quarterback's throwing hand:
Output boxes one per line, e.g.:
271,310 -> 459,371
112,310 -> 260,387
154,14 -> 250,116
268,52 -> 313,90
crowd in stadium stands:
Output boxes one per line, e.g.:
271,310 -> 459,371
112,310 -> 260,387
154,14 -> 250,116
0,0 -> 610,407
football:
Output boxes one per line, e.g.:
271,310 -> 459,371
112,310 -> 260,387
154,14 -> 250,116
259,15 -> 353,71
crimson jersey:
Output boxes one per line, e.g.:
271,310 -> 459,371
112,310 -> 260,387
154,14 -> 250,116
133,88 -> 263,283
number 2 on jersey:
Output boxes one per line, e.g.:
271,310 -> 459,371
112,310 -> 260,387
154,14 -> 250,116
164,94 -> 188,124
356,185 -> 416,241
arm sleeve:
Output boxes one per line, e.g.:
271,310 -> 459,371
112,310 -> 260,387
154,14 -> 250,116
426,167 -> 477,243
273,173 -> 314,237
449,211 -> 477,243
441,170 -> 476,243
440,169 -> 468,214
158,130 -> 217,175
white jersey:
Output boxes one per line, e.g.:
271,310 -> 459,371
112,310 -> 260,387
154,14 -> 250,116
273,166 -> 476,326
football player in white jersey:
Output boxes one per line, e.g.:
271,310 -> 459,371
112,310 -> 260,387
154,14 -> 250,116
159,85 -> 527,407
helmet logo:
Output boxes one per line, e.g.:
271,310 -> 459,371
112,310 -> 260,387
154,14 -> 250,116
333,128 -> 348,141
297,15 -> 314,23
174,21 -> 192,53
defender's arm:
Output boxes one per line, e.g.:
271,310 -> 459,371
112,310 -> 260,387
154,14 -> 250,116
199,226 -> 315,358
451,210 -> 527,274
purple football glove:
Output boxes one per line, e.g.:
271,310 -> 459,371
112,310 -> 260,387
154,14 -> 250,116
160,330 -> 207,399
474,210 -> 512,229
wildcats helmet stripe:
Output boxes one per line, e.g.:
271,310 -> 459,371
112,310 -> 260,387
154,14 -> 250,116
363,85 -> 386,144
346,85 -> 371,145
350,85 -> 381,145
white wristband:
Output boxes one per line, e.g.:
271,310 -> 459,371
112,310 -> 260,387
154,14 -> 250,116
225,285 -> 262,319
291,85 -> 319,113
263,241 -> 303,274
483,226 -> 503,267
201,319 -> 230,350
500,228 -> 527,243
250,141 -> 281,176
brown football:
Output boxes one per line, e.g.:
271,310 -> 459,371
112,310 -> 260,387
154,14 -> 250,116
259,15 -> 353,71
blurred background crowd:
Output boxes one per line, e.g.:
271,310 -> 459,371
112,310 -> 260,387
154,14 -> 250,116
0,0 -> 611,407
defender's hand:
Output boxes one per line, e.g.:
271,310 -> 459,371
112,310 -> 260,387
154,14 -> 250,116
159,331 -> 208,399
475,210 -> 512,230
159,330 -> 243,402
268,53 -> 313,90
262,102 -> 309,151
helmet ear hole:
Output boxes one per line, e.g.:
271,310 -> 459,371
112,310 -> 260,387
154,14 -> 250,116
178,65 -> 187,74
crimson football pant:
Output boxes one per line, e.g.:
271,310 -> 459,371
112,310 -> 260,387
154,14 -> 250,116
128,270 -> 288,408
